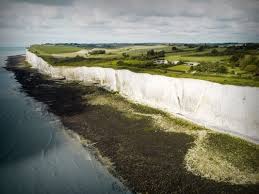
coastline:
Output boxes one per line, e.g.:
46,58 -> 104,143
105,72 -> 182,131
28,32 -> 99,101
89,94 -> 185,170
1,53 -> 131,194
26,50 -> 259,144
6,55 -> 259,193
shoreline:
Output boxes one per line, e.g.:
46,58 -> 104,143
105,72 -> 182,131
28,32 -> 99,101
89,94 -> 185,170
65,129 -> 129,188
6,55 -> 259,193
26,50 -> 259,144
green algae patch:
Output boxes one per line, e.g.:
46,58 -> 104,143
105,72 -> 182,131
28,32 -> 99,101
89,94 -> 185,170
207,133 -> 259,173
185,132 -> 259,184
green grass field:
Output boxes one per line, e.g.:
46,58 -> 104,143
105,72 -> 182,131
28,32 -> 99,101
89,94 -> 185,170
29,44 -> 81,55
165,55 -> 229,63
167,64 -> 190,72
28,44 -> 259,87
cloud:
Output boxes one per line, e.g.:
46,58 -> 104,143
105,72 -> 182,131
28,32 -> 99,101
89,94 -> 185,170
0,0 -> 258,46
13,0 -> 74,6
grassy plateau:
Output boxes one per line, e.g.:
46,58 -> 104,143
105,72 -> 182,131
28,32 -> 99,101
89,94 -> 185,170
29,43 -> 259,87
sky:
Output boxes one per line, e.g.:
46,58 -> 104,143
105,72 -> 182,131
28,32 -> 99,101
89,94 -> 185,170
0,0 -> 259,46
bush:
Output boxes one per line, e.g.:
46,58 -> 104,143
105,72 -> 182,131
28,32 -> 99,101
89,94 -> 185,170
89,50 -> 106,55
230,55 -> 239,63
157,50 -> 165,57
196,46 -> 206,52
234,63 -> 240,67
146,49 -> 165,59
177,60 -> 185,65
172,46 -> 178,51
211,49 -> 219,55
192,62 -> 228,74
147,49 -> 155,58
239,55 -> 258,69
255,68 -> 259,77
139,61 -> 156,68
244,65 -> 257,72
122,53 -> 129,58
117,60 -> 126,66
216,65 -> 228,74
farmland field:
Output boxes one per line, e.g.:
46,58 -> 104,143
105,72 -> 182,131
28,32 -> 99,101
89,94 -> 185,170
29,44 -> 81,55
28,43 -> 259,87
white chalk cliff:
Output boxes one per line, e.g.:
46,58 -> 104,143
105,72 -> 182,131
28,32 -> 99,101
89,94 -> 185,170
26,50 -> 259,143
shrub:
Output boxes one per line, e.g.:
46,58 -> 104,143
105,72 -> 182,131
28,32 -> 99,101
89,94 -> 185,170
122,53 -> 129,58
211,49 -> 219,55
177,60 -> 185,65
192,62 -> 228,74
147,49 -> 155,58
216,65 -> 228,74
244,65 -> 257,72
117,60 -> 126,66
146,49 -> 165,59
255,68 -> 259,76
196,46 -> 205,52
140,61 -> 156,68
172,46 -> 178,51
157,50 -> 165,57
239,55 -> 258,69
233,63 -> 240,67
89,50 -> 106,55
230,55 -> 239,63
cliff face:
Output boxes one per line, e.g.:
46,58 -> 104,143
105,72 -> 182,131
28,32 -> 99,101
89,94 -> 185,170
26,50 -> 259,143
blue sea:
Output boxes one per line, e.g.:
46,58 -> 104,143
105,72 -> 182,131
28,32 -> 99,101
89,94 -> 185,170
0,47 -> 130,194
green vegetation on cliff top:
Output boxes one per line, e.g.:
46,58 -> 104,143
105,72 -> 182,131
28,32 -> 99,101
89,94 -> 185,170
28,43 -> 259,87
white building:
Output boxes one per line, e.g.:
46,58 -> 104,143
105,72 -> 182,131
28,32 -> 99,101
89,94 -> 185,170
154,59 -> 169,65
171,61 -> 180,65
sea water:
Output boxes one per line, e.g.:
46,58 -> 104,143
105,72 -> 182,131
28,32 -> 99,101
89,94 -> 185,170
0,47 -> 130,194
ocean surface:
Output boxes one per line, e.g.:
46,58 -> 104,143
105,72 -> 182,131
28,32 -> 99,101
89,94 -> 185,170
0,47 -> 130,194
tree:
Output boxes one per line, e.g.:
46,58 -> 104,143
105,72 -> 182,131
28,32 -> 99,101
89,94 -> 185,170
147,49 -> 155,57
146,49 -> 165,59
211,49 -> 219,55
230,55 -> 239,63
172,46 -> 178,51
157,50 -> 165,57
197,46 -> 205,52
